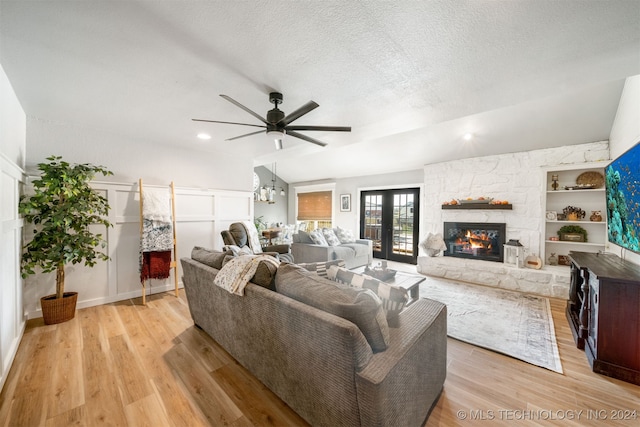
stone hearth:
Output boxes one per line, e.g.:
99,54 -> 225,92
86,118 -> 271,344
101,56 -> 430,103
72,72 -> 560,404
417,255 -> 570,298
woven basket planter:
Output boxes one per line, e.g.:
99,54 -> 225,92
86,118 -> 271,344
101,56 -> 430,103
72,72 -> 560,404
40,292 -> 78,325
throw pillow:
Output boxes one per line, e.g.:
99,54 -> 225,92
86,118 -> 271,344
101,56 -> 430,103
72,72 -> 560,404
322,227 -> 342,246
308,229 -> 328,246
275,263 -> 390,352
327,266 -> 408,319
334,226 -> 356,243
293,230 -> 314,244
298,259 -> 347,277
251,259 -> 278,290
191,246 -> 228,270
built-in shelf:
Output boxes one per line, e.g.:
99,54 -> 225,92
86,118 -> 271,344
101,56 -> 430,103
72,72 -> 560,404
545,240 -> 604,247
441,204 -> 512,210
546,220 -> 606,225
547,188 -> 605,194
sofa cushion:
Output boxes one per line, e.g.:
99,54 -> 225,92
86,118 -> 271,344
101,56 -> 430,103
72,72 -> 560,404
308,229 -> 328,246
322,227 -> 341,246
193,247 -> 275,289
298,259 -> 346,277
275,263 -> 390,352
191,246 -> 228,270
327,266 -> 408,319
334,226 -> 356,243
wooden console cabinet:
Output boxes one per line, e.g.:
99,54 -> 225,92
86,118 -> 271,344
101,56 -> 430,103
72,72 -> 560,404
566,251 -> 640,385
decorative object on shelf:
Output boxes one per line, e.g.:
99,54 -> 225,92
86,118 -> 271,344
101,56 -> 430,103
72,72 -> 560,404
548,236 -> 559,241
525,253 -> 542,269
590,210 -> 603,222
576,171 -> 604,189
503,239 -> 525,268
546,211 -> 557,221
557,255 -> 570,266
564,184 -> 597,190
556,213 -> 566,221
420,233 -> 447,257
340,194 -> 351,212
558,225 -> 588,242
562,205 -> 585,221
548,253 -> 558,266
551,174 -> 559,191
457,197 -> 493,204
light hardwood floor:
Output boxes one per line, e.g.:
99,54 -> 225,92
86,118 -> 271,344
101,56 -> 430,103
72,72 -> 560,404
1,281 -> 639,426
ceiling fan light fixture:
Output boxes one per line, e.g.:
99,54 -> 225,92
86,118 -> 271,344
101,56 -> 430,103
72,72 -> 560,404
268,129 -> 285,150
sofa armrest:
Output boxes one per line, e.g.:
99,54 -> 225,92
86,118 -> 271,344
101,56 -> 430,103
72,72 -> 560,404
355,239 -> 373,264
291,242 -> 335,263
355,298 -> 447,426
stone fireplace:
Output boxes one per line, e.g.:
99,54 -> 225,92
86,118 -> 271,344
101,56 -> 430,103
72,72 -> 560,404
443,222 -> 505,263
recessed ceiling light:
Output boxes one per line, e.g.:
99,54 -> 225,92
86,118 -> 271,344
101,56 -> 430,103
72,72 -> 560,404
197,133 -> 211,140
463,133 -> 473,141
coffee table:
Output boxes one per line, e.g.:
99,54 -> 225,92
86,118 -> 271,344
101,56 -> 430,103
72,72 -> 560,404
352,266 -> 425,305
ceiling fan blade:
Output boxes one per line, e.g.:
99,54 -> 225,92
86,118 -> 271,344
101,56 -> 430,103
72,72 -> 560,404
226,130 -> 265,141
277,101 -> 319,126
285,125 -> 351,132
220,94 -> 269,125
192,119 -> 266,129
287,130 -> 327,147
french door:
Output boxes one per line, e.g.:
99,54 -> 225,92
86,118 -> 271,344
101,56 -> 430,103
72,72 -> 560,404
360,188 -> 419,264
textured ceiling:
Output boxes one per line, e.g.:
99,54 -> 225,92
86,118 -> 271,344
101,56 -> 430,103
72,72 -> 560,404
1,1 -> 639,183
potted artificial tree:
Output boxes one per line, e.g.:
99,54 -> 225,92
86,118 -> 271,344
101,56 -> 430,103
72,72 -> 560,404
19,156 -> 113,324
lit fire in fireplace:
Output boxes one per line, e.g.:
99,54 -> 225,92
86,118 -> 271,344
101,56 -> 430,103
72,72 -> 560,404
444,222 -> 505,263
454,230 -> 492,254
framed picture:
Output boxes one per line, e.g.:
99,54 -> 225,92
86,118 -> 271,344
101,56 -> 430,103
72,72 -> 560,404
340,194 -> 351,212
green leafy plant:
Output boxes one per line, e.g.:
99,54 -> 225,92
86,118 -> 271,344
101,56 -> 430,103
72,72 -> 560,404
19,156 -> 113,299
557,225 -> 588,242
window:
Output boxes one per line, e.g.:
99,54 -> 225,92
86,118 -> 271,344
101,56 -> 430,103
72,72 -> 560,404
297,191 -> 332,230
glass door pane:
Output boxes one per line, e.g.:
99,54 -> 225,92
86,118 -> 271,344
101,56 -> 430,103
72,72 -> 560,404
363,193 -> 382,255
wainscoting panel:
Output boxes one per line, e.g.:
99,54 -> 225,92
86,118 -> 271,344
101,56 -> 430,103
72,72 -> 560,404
0,155 -> 26,391
22,181 -> 253,319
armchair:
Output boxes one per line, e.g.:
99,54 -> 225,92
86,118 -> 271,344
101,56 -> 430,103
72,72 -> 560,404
221,221 -> 294,263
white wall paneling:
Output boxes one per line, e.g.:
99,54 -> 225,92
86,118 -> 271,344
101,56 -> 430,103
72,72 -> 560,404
22,181 -> 253,319
0,154 -> 25,391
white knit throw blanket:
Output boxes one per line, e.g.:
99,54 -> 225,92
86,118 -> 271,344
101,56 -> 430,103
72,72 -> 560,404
240,220 -> 263,254
142,188 -> 171,222
214,255 -> 280,296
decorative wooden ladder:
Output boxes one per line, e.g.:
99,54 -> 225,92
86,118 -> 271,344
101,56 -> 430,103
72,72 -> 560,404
138,179 -> 178,305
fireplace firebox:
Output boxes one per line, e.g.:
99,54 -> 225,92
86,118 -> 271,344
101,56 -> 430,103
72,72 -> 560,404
443,222 -> 505,262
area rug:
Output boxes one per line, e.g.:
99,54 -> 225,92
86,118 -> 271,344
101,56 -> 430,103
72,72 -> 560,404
419,277 -> 563,373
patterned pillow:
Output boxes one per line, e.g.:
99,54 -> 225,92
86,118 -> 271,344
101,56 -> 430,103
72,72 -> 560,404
327,266 -> 408,319
334,226 -> 356,243
322,228 -> 342,246
298,259 -> 347,277
308,229 -> 328,246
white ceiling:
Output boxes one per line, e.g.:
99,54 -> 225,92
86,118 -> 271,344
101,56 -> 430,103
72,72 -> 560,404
1,1 -> 638,183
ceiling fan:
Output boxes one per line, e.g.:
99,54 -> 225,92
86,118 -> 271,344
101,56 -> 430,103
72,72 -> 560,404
193,92 -> 351,149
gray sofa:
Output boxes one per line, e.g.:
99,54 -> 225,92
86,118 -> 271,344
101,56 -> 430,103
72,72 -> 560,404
181,252 -> 447,427
291,233 -> 373,269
